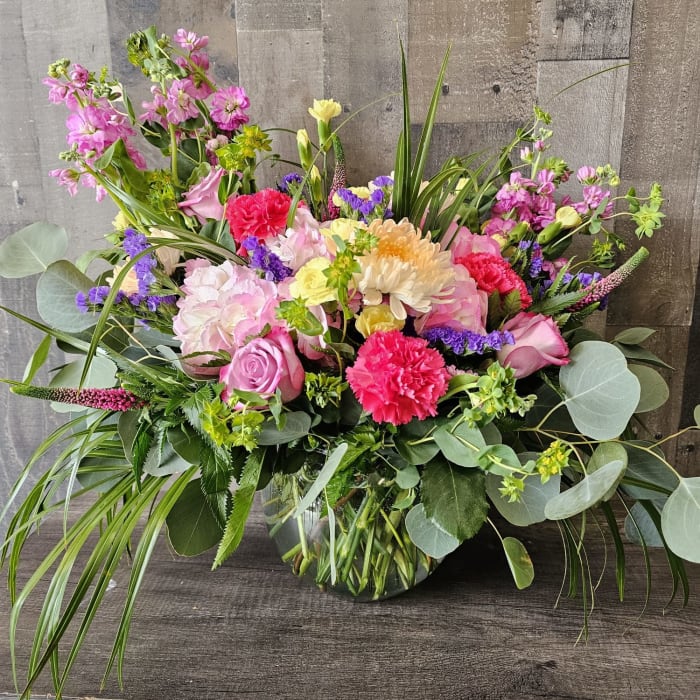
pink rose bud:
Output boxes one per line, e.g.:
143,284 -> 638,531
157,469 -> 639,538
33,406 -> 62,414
219,327 -> 305,404
178,166 -> 225,223
497,311 -> 570,379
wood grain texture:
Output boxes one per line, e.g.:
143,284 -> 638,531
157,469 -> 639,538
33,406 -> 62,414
538,0 -> 634,61
0,506 -> 698,699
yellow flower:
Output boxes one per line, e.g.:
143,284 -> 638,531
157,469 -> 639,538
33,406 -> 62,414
555,205 -> 582,228
308,99 -> 342,124
321,218 -> 366,254
355,304 -> 405,338
354,218 -> 455,319
112,211 -> 130,231
332,185 -> 371,207
289,257 -> 337,305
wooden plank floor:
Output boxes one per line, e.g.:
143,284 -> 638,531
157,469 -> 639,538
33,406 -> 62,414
1,504 -> 698,700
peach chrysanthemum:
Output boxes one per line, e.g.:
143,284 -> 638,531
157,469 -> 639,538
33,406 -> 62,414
354,218 -> 454,319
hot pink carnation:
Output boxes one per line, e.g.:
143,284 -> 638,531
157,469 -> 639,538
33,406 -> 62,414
346,330 -> 450,426
458,252 -> 532,309
172,259 -> 281,374
225,189 -> 293,248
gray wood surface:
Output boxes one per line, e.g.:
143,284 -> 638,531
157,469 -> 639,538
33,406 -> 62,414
0,506 -> 698,699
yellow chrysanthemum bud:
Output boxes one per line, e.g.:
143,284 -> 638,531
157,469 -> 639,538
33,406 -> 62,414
555,205 -> 582,229
355,304 -> 405,338
289,257 -> 337,305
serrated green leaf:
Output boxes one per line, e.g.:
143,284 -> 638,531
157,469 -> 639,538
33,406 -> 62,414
166,479 -> 224,556
421,456 -> 488,541
0,221 -> 68,278
405,504 -> 460,558
502,537 -> 534,589
560,341 -> 640,440
544,460 -> 626,520
212,448 -> 266,567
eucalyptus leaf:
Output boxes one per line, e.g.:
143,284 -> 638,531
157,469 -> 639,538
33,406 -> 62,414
614,327 -> 656,345
477,444 -> 521,476
544,460 -> 626,520
588,442 -> 628,501
396,417 -> 440,465
405,504 -> 460,558
661,478 -> 700,563
560,341 -> 640,440
0,221 -> 68,278
502,537 -> 535,589
433,423 -> 485,467
166,479 -> 224,556
621,441 -> 678,500
628,364 -> 670,413
486,466 -> 561,527
624,502 -> 665,547
421,456 -> 488,541
395,464 -> 420,489
36,260 -> 96,332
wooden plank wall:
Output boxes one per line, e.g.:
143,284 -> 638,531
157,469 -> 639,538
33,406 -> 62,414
1,0 -> 698,529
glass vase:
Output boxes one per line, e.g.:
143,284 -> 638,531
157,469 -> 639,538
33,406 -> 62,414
261,470 -> 441,600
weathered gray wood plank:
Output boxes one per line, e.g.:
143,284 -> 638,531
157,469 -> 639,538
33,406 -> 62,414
0,506 -> 698,699
538,0 -> 634,61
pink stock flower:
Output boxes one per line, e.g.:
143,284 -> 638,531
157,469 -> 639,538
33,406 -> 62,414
49,168 -> 80,196
178,167 -> 225,223
219,327 -> 304,404
576,166 -> 597,184
482,217 -> 517,238
141,85 -> 168,128
173,29 -> 209,51
346,330 -> 450,426
495,172 -> 535,210
210,86 -> 250,131
225,189 -> 293,248
165,78 -> 200,123
496,311 -> 570,379
172,259 -> 281,374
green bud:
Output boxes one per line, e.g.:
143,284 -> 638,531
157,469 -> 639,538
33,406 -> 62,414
536,221 -> 562,245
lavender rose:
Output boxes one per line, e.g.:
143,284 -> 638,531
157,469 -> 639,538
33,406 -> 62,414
496,311 -> 569,379
219,328 -> 305,403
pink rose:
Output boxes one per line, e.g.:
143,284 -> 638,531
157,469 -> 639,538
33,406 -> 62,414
497,312 -> 570,379
219,328 -> 304,404
178,167 -> 225,223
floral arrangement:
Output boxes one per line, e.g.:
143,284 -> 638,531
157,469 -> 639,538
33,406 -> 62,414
1,26 -> 699,698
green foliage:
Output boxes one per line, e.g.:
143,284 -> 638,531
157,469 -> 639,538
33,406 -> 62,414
405,504 -> 460,558
166,479 -> 224,556
0,222 -> 68,278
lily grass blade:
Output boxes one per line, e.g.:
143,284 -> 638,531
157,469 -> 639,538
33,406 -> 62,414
391,41 -> 412,219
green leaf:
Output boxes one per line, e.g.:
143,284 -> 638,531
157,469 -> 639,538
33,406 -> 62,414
476,444 -> 521,476
256,411 -> 311,445
661,478 -> 700,563
613,342 -> 674,370
396,417 -> 440,465
486,462 -> 561,527
0,221 -> 68,278
212,448 -> 266,568
560,341 -> 640,440
395,464 -> 420,489
166,479 -> 223,556
167,424 -> 208,464
502,537 -> 535,589
544,460 -> 627,520
625,502 -> 665,547
588,442 -> 628,501
36,260 -> 95,332
433,422 -> 485,467
628,364 -> 670,413
695,405 -> 700,427
421,456 -> 488,541
22,334 -> 53,383
621,442 -> 678,500
614,327 -> 656,345
292,443 -> 349,518
405,504 -> 460,558
143,434 -> 190,477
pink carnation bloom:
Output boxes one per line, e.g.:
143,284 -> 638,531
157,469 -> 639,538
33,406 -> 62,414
172,259 -> 281,375
178,166 -> 225,223
225,189 -> 293,248
346,330 -> 450,426
210,86 -> 250,131
457,252 -> 532,309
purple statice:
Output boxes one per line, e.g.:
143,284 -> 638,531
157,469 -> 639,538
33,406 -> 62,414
422,327 -> 515,356
279,172 -> 304,193
242,237 -> 292,283
371,175 -> 394,188
123,228 -> 157,296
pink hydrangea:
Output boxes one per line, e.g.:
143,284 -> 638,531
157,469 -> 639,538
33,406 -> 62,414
172,259 -> 281,374
268,208 -> 328,272
346,330 -> 450,426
